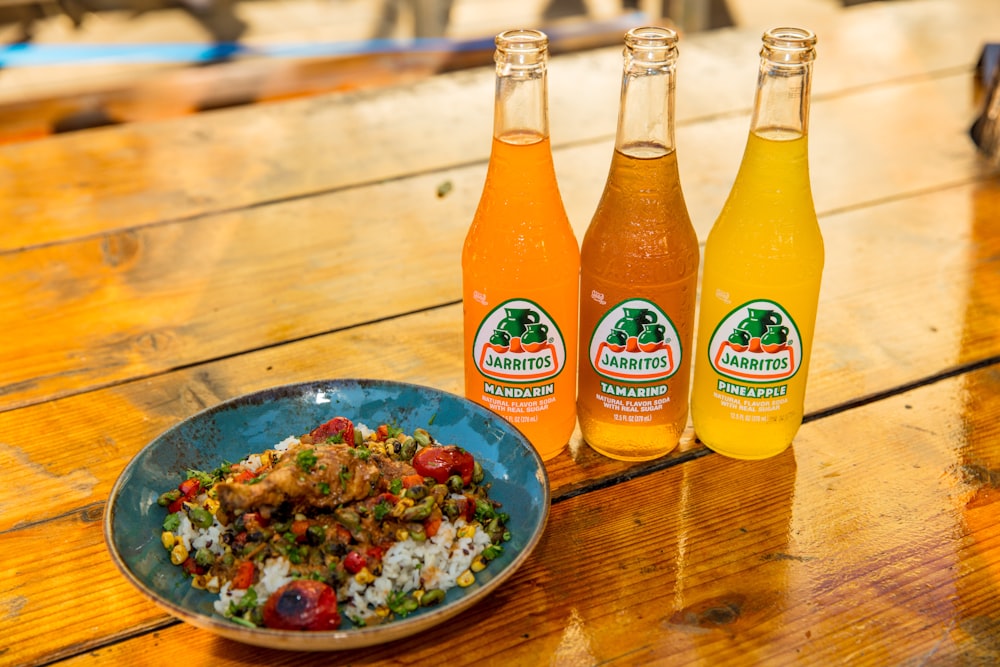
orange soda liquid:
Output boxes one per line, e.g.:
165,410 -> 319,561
462,134 -> 580,461
578,147 -> 699,460
691,131 -> 824,459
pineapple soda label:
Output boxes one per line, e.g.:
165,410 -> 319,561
470,298 -> 568,426
703,298 -> 803,418
587,297 -> 682,420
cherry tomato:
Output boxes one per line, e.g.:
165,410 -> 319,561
343,550 -> 366,574
375,424 -> 389,441
168,477 -> 203,513
290,520 -> 311,544
230,561 -> 255,590
178,478 -> 201,498
232,468 -> 258,484
262,580 -> 341,631
166,497 -> 185,514
309,416 -> 355,445
181,557 -> 206,576
412,446 -> 475,486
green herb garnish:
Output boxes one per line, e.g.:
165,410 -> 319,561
373,499 -> 392,521
296,448 -> 318,473
162,512 -> 181,532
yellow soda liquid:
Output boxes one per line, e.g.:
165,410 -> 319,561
691,131 -> 824,459
463,135 -> 580,461
578,148 -> 699,460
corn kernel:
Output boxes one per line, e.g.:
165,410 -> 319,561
191,574 -> 208,590
456,570 -> 475,587
354,567 -> 375,585
413,589 -> 425,604
470,555 -> 486,572
203,498 -> 220,515
391,497 -> 415,518
170,543 -> 189,565
375,606 -> 390,618
395,528 -> 410,542
458,524 -> 476,539
161,532 -> 175,550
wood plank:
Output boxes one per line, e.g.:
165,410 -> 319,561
1,78 -> 996,413
22,363 -> 1000,666
3,193 -> 998,661
2,0 -> 997,252
0,305 -> 702,535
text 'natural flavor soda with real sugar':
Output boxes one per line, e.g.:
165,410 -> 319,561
691,27 -> 824,459
578,27 -> 699,461
462,29 -> 581,461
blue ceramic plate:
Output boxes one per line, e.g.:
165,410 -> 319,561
105,379 -> 549,651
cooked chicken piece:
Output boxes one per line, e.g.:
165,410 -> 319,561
215,442 -> 381,523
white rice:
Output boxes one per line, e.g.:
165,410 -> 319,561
209,517 -> 492,625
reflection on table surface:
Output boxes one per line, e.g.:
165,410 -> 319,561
1,0 -> 1000,665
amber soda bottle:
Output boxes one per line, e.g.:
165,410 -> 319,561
462,29 -> 581,462
691,27 -> 824,459
577,27 -> 699,461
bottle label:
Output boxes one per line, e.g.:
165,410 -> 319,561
588,298 -> 682,383
705,299 -> 802,384
471,298 -> 567,386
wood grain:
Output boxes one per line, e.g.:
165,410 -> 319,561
2,74 -> 996,413
37,365 -> 1000,667
3,1 -> 1000,665
1,0 -> 997,253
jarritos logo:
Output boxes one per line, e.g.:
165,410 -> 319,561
590,299 -> 681,383
472,299 -> 566,383
707,299 -> 802,383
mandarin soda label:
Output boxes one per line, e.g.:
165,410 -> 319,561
471,298 -> 567,422
588,298 -> 682,415
704,299 -> 802,406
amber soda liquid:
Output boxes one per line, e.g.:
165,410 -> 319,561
578,27 -> 699,461
462,31 -> 580,461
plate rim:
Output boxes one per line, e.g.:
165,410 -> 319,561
104,377 -> 551,651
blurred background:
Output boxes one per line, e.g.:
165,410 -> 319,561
0,0 -> 846,142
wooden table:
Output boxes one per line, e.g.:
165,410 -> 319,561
3,0 -> 999,664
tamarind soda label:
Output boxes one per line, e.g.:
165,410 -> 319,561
588,298 -> 682,384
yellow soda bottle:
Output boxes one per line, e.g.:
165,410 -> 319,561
578,27 -> 699,461
691,27 -> 824,459
462,30 -> 581,462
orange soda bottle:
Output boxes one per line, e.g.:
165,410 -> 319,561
462,29 -> 581,461
691,27 -> 824,459
577,27 -> 700,461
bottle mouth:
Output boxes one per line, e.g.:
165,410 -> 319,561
624,25 -> 679,64
761,26 -> 817,64
495,29 -> 549,67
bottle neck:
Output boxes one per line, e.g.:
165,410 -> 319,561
493,29 -> 550,145
615,27 -> 679,158
748,27 -> 816,140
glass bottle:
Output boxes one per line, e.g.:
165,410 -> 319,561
577,26 -> 699,461
462,29 -> 580,462
690,27 -> 824,459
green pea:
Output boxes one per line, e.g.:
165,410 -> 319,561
195,547 -> 214,567
401,497 -> 435,521
188,507 -> 214,529
405,484 -> 428,501
446,475 -> 464,493
420,588 -> 445,607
